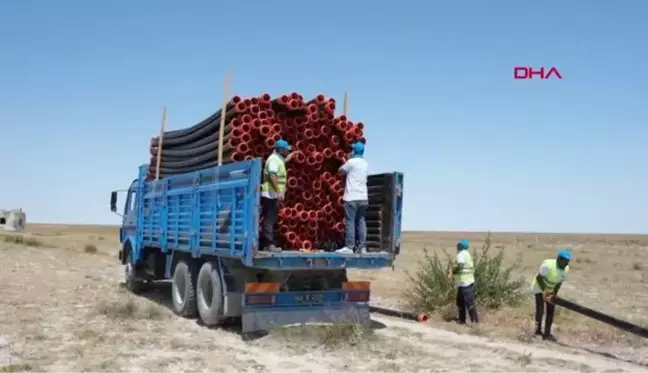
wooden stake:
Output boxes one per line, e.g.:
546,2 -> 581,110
343,91 -> 349,116
154,105 -> 167,180
218,71 -> 232,166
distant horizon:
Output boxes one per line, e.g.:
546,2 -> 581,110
2,1 -> 646,233
23,222 -> 648,237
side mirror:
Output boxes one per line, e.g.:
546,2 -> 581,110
110,191 -> 117,212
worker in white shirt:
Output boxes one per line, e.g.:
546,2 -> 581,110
532,249 -> 571,341
335,141 -> 369,254
450,239 -> 480,324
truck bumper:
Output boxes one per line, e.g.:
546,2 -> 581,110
241,303 -> 371,334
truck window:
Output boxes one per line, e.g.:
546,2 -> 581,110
125,189 -> 136,214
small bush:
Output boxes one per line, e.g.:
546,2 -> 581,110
405,233 -> 526,313
84,244 -> 98,254
2,234 -> 43,247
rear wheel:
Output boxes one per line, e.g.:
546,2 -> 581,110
197,261 -> 225,326
171,259 -> 198,318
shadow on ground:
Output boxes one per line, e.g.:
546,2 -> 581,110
122,280 -> 387,341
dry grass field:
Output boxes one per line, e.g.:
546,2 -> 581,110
1,224 -> 647,372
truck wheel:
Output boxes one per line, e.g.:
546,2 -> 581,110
197,261 -> 224,326
171,260 -> 198,318
125,251 -> 142,293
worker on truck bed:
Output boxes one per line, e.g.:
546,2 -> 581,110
260,139 -> 294,252
336,141 -> 369,254
532,249 -> 571,341
450,239 -> 480,324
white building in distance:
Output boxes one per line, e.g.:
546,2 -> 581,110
0,209 -> 26,232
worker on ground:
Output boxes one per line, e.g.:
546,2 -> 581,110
335,141 -> 369,254
260,139 -> 293,252
449,239 -> 480,324
532,249 -> 571,341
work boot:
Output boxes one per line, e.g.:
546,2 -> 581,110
265,245 -> 282,253
336,247 -> 354,254
469,308 -> 480,324
357,247 -> 367,254
542,333 -> 557,342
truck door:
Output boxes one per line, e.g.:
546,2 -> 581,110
366,172 -> 404,255
121,180 -> 138,243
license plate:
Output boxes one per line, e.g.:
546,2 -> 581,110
295,293 -> 323,303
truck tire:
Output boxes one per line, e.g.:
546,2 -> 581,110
124,250 -> 142,293
196,261 -> 224,326
171,260 -> 198,318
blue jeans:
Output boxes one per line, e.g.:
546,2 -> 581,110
344,200 -> 368,249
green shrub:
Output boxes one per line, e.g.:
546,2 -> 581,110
405,233 -> 526,313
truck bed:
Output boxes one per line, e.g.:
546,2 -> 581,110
135,158 -> 403,270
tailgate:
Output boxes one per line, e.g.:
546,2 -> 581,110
367,172 -> 404,255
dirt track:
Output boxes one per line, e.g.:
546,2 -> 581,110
2,239 -> 647,372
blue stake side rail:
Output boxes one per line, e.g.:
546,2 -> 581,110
130,158 -> 403,270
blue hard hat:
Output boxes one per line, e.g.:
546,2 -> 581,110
457,239 -> 470,249
351,141 -> 365,154
557,249 -> 572,260
275,139 -> 292,151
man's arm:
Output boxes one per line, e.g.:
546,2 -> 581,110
338,160 -> 351,175
266,159 -> 281,193
553,282 -> 562,296
452,251 -> 466,275
285,152 -> 296,163
535,265 -> 550,291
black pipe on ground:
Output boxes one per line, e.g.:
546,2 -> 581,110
369,305 -> 429,322
555,297 -> 648,339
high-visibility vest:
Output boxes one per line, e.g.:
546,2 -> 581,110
532,259 -> 569,293
261,153 -> 287,194
453,250 -> 475,284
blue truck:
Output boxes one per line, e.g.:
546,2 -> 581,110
110,158 -> 403,335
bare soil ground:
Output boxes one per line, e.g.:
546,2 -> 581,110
1,224 -> 647,372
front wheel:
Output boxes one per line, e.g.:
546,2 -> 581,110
196,261 -> 225,326
124,251 -> 142,293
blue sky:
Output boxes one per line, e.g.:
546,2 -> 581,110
1,0 -> 646,233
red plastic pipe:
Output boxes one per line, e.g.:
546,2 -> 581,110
241,114 -> 253,124
236,142 -> 250,154
287,177 -> 298,189
291,151 -> 305,164
302,240 -> 313,251
271,123 -> 282,134
259,125 -> 272,137
307,103 -> 318,114
308,94 -> 326,105
319,125 -> 332,137
333,222 -> 344,233
264,138 -> 276,149
230,118 -> 242,128
234,102 -> 247,113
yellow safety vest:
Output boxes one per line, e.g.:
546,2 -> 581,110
532,259 -> 569,293
261,152 -> 287,194
453,250 -> 475,284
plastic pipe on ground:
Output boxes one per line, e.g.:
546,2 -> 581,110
369,305 -> 429,322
